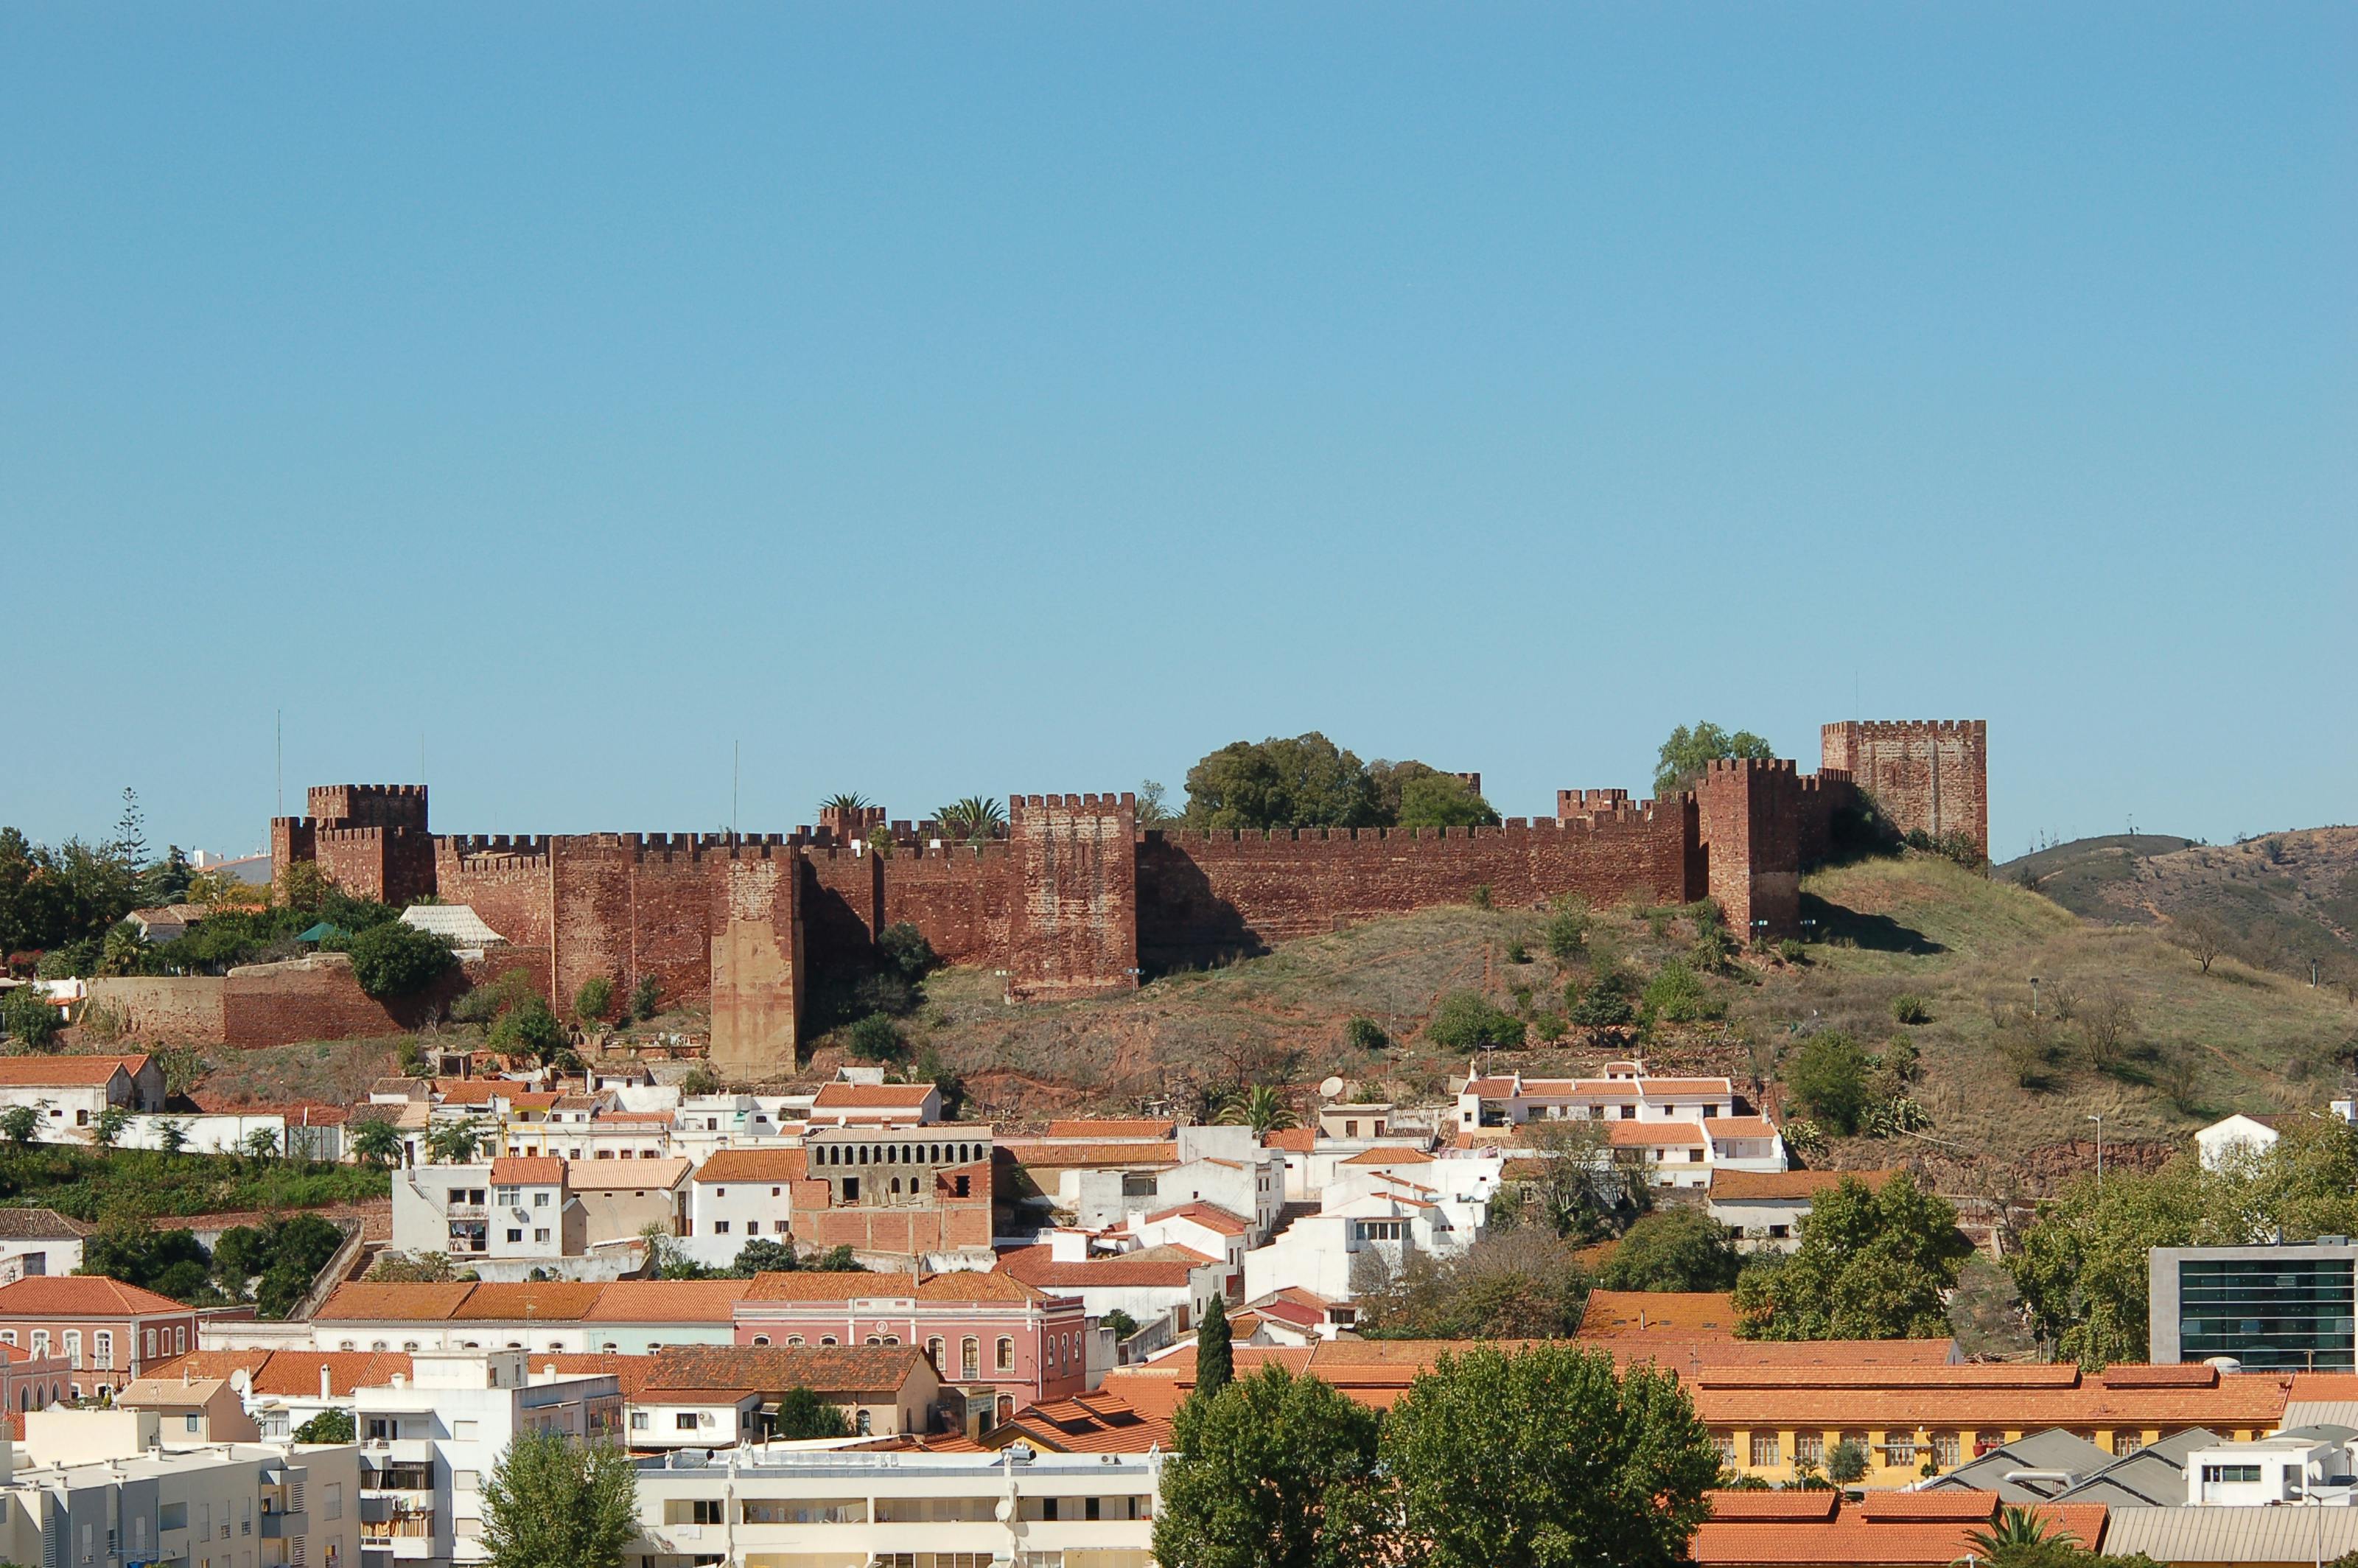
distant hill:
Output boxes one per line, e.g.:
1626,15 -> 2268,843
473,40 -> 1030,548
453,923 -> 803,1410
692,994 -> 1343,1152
2001,827 -> 2358,984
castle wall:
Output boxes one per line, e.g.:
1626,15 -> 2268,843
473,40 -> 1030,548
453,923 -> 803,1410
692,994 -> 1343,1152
1007,794 -> 1138,1001
709,852 -> 802,1081
435,839 -> 554,949
802,847 -> 885,974
1136,808 -> 1691,967
1694,759 -> 1801,940
881,844 -> 1010,968
1821,720 -> 1990,856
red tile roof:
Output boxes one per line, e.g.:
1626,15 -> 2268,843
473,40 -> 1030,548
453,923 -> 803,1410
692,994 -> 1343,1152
1684,1362 -> 2289,1429
1578,1291 -> 1738,1338
1692,1496 -> 2108,1567
1704,1117 -> 1780,1141
1607,1121 -> 1712,1148
1263,1128 -> 1316,1152
1710,1169 -> 1897,1200
1340,1147 -> 1435,1166
0,1054 -> 149,1088
743,1271 -> 921,1302
148,1349 -> 414,1397
812,1082 -> 938,1108
999,1141 -> 1179,1169
1045,1119 -> 1174,1139
1142,1202 -> 1250,1236
987,1390 -> 1171,1453
580,1280 -> 757,1323
999,1244 -> 1214,1289
452,1282 -> 608,1322
488,1156 -> 564,1185
317,1283 -> 480,1322
693,1149 -> 808,1183
0,1275 -> 187,1317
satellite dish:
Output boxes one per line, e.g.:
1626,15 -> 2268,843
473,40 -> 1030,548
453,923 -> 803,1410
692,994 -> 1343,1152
1318,1076 -> 1345,1101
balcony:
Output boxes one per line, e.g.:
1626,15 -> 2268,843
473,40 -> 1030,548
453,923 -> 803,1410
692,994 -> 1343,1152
361,1436 -> 438,1465
260,1509 -> 308,1539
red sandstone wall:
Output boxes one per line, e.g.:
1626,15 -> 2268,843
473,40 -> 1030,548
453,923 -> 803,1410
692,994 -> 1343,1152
83,976 -> 228,1043
435,839 -> 554,951
803,848 -> 886,973
1137,810 -> 1690,966
1007,795 -> 1138,1000
880,845 -> 1010,967
220,955 -> 461,1047
1821,721 -> 1990,855
1693,760 -> 1801,940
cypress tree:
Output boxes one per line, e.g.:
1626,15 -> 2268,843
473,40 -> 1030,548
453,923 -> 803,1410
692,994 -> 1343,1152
1196,1292 -> 1234,1399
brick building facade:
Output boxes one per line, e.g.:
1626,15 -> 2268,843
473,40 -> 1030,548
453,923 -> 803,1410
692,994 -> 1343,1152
270,718 -> 1985,1077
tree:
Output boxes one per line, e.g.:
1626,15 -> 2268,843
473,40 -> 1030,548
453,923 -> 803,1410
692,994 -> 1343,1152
629,973 -> 662,1021
155,1118 -> 190,1153
489,998 -> 567,1065
1506,1120 -> 1650,1244
0,987 -> 60,1050
1783,1031 -> 1876,1136
1344,1017 -> 1388,1053
1426,991 -> 1525,1053
367,1250 -> 463,1283
876,922 -> 939,984
817,791 -> 872,819
294,1408 -> 356,1443
772,1385 -> 850,1439
239,1127 -> 281,1163
97,920 -> 151,977
1544,905 -> 1589,961
1395,774 -> 1500,829
1136,780 -> 1176,827
425,1117 -> 489,1165
1598,1208 -> 1740,1293
844,1012 -> 906,1062
1640,959 -> 1724,1024
1654,722 -> 1777,799
573,976 -> 615,1022
1182,734 -> 1382,831
1371,1344 -> 1720,1568
0,1106 -> 38,1147
2173,914 -> 2231,975
1195,1295 -> 1234,1399
934,797 -> 1007,843
1359,1228 -> 1594,1339
275,859 -> 337,913
1153,1365 -> 1381,1568
350,1119 -> 403,1169
1825,1438 -> 1871,1484
1567,968 -> 1639,1029
729,1237 -> 799,1276
1734,1174 -> 1972,1340
477,1428 -> 640,1568
340,922 -> 456,1000
91,1105 -> 131,1149
679,1064 -> 721,1096
1967,1507 -> 2069,1559
1221,1085 -> 1297,1135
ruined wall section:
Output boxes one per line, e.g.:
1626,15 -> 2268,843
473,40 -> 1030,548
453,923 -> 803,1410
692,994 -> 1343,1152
1821,720 -> 1989,857
1007,794 -> 1138,1001
1137,806 -> 1690,967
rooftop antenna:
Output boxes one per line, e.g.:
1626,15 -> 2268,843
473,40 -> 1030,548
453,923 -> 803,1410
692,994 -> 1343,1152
275,709 -> 283,816
732,741 -> 740,844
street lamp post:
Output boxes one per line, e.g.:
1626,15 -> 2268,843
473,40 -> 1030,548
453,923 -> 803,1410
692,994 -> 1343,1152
2088,1114 -> 2105,1190
2029,976 -> 2041,1019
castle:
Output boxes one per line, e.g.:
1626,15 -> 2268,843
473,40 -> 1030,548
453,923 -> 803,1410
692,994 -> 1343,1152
271,719 -> 1986,1078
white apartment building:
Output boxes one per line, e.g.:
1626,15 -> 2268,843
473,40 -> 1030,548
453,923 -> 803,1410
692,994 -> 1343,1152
1455,1060 -> 1740,1133
353,1349 -> 623,1567
0,1406 -> 360,1568
682,1148 -> 808,1269
391,1158 -> 674,1281
629,1443 -> 1157,1568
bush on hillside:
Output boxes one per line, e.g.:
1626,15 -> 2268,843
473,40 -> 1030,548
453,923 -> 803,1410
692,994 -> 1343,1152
1425,992 -> 1525,1053
339,922 -> 457,1000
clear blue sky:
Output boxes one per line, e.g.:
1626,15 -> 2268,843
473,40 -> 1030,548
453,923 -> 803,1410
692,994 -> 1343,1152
5,4 -> 2351,863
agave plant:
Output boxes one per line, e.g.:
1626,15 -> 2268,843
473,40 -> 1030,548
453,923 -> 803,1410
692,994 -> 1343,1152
936,796 -> 1008,843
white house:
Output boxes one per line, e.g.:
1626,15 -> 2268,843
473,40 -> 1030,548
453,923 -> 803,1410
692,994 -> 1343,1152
0,1209 -> 90,1283
0,1054 -> 166,1130
682,1147 -> 808,1268
1000,1231 -> 1229,1344
1130,1203 -> 1251,1275
2197,1113 -> 2286,1172
2182,1432 -> 2354,1504
354,1349 -> 625,1567
1707,1168 -> 1898,1252
1455,1060 -> 1740,1136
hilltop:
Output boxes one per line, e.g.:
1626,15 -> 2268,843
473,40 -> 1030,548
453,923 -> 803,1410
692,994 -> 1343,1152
2000,827 -> 2358,985
872,847 -> 2358,1198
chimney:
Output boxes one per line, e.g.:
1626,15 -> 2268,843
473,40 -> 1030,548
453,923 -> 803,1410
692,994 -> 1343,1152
321,1365 -> 332,1399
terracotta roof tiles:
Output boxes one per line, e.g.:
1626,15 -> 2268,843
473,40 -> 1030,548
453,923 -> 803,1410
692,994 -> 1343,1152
1045,1119 -> 1175,1140
1710,1169 -> 1897,1201
0,1274 -> 189,1317
692,1149 -> 809,1184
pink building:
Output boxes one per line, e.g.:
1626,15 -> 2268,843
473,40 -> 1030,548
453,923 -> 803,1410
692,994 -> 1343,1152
732,1270 -> 1085,1420
0,1275 -> 200,1397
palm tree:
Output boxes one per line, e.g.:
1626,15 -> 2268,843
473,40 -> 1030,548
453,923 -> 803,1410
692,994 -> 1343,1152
934,797 -> 1007,844
1965,1507 -> 2070,1561
1219,1084 -> 1298,1135
351,1119 -> 403,1169
818,791 -> 873,818
425,1116 -> 489,1165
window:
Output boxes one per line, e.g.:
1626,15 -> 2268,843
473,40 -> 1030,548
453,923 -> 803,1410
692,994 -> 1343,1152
323,1483 -> 343,1522
691,1499 -> 724,1525
715,1221 -> 731,1234
676,1414 -> 699,1431
0,1331 -> 12,1347
1712,1433 -> 1738,1466
746,1221 -> 760,1235
1750,1434 -> 1781,1467
962,1337 -> 981,1379
2117,1433 -> 2145,1455
454,1419 -> 478,1439
94,1332 -> 111,1370
184,1413 -> 200,1432
1794,1431 -> 1825,1465
2203,1464 -> 2264,1484
63,1331 -> 81,1368
507,1228 -> 523,1243
995,1336 -> 1015,1371
630,1412 -> 648,1430
534,1229 -> 550,1243
175,1326 -> 186,1353
786,1336 -> 805,1348
29,1332 -> 47,1358
368,1418 -> 396,1441
752,1335 -> 770,1347
454,1470 -> 478,1492
1933,1432 -> 1962,1469
819,1336 -> 838,1347
928,1337 -> 945,1367
533,1191 -> 549,1207
1885,1432 -> 1917,1465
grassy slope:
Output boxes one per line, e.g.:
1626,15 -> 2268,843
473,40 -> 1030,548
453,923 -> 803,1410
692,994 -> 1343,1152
883,850 -> 2358,1195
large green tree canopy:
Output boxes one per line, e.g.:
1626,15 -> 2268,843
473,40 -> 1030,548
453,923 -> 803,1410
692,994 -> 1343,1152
1182,735 -> 1496,831
1734,1173 -> 1972,1340
1653,722 -> 1777,799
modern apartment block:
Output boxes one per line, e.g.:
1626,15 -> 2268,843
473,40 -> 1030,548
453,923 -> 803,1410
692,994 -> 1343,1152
2149,1242 -> 2358,1372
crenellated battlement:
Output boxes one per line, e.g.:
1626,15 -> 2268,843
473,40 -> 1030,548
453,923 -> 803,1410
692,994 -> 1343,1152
1010,792 -> 1138,819
1828,719 -> 1987,739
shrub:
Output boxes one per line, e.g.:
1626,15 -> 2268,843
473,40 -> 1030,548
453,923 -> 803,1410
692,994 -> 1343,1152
1544,907 -> 1589,961
489,998 -> 567,1064
629,974 -> 662,1021
573,976 -> 615,1022
1641,959 -> 1724,1025
853,972 -> 917,1018
1505,939 -> 1530,965
1425,992 -> 1526,1053
680,1065 -> 721,1096
452,967 -> 539,1024
1826,1438 -> 1871,1484
844,1012 -> 907,1062
1567,967 -> 1640,1029
295,1408 -> 356,1443
1530,1010 -> 1568,1044
1344,1017 -> 1390,1053
1,987 -> 61,1049
1891,994 -> 1930,1025
877,923 -> 939,984
340,922 -> 456,1001
1776,938 -> 1806,965
1470,883 -> 1493,910
1511,985 -> 1533,1012
1783,1031 -> 1875,1135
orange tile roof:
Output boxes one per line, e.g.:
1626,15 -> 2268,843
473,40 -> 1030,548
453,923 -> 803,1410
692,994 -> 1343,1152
1578,1291 -> 1738,1338
488,1156 -> 564,1185
1607,1121 -> 1712,1148
0,1054 -> 149,1087
643,1343 -> 931,1395
693,1148 -> 809,1183
1710,1169 -> 1897,1201
1463,1077 -> 1517,1096
0,1275 -> 188,1317
743,1271 -> 921,1302
914,1270 -> 1056,1304
1142,1202 -> 1250,1236
452,1282 -> 608,1322
148,1349 -> 415,1397
999,1141 -> 1180,1169
1688,1365 -> 2290,1429
988,1390 -> 1171,1453
564,1158 -> 690,1189
434,1080 -> 503,1105
1704,1117 -> 1780,1141
317,1282 -> 478,1322
594,1110 -> 675,1124
1601,1338 -> 1961,1377
999,1244 -> 1214,1289
581,1280 -> 757,1323
1707,1491 -> 1840,1522
1045,1119 -> 1173,1139
1692,1498 -> 2109,1567
812,1082 -> 938,1108
1263,1128 -> 1316,1152
1341,1147 -> 1435,1166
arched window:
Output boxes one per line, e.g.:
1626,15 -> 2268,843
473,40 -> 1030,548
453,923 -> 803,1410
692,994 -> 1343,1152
962,1337 -> 980,1379
856,1409 -> 872,1435
786,1336 -> 805,1348
752,1335 -> 771,1347
996,1337 -> 1015,1373
370,1341 -> 388,1353
864,1335 -> 881,1346
402,1341 -> 420,1354
820,1336 -> 838,1347
928,1336 -> 945,1367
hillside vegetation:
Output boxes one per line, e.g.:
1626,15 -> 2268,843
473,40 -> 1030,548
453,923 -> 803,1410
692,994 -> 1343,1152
879,848 -> 2358,1197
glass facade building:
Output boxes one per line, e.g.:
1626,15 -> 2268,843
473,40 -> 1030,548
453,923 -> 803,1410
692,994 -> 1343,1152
2175,1254 -> 2358,1371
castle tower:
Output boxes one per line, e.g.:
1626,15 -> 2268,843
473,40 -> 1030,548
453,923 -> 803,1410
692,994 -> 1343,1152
1820,721 -> 1989,858
1007,794 -> 1139,1001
